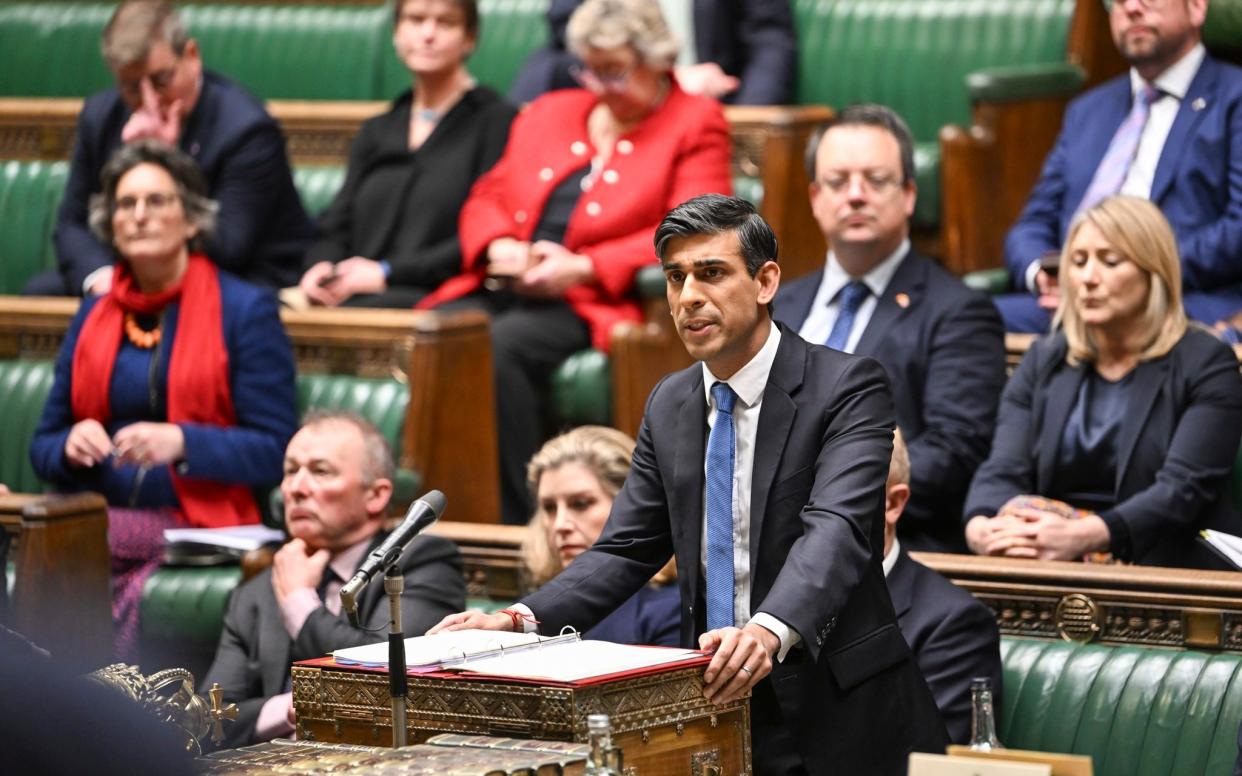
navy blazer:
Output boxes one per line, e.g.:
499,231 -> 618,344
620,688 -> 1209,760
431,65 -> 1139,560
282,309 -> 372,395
53,72 -> 315,292
202,533 -> 464,747
29,273 -> 298,508
774,250 -> 1007,552
964,330 -> 1242,569
508,0 -> 796,105
888,549 -> 1003,745
522,324 -> 947,773
582,583 -> 680,647
1005,55 -> 1242,297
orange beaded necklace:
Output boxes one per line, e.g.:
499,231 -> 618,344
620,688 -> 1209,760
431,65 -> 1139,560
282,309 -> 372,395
122,311 -> 161,349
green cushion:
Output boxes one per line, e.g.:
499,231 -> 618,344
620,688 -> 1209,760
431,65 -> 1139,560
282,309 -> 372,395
966,62 -> 1086,104
551,348 -> 611,427
292,165 -> 347,218
1001,638 -> 1242,776
963,267 -> 1012,295
0,159 -> 67,295
0,360 -> 55,494
140,564 -> 242,644
296,374 -> 409,458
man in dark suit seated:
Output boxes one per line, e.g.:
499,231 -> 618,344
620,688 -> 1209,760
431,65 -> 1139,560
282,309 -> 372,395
201,410 -> 465,748
509,0 -> 796,105
998,0 -> 1242,332
883,429 -> 1003,745
774,104 -> 1006,553
431,194 -> 948,774
25,0 -> 314,297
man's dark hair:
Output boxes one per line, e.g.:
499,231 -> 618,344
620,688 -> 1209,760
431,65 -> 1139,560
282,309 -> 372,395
654,194 -> 778,278
804,104 -> 917,185
392,0 -> 480,39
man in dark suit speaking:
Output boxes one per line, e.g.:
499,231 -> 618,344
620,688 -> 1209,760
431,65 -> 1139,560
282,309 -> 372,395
26,0 -> 314,296
432,194 -> 948,774
203,411 -> 464,748
774,104 -> 1006,553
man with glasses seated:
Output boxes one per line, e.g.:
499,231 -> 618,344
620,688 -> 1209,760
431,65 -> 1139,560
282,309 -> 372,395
999,0 -> 1242,333
25,0 -> 314,297
774,105 -> 1006,554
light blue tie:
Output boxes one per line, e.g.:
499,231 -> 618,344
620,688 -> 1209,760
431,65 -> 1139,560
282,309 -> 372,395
1077,83 -> 1161,213
705,382 -> 737,631
825,280 -> 870,352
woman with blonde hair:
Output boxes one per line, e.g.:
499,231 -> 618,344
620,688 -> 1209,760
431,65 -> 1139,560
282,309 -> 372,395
522,426 -> 679,645
964,195 -> 1242,569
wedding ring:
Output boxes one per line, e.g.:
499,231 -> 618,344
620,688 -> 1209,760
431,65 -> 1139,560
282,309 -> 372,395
740,666 -> 753,677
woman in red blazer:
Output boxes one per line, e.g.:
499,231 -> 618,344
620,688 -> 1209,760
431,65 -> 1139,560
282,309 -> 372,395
420,0 -> 732,523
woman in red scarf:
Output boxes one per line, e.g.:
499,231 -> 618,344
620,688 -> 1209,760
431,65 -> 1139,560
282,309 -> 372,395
30,141 -> 298,662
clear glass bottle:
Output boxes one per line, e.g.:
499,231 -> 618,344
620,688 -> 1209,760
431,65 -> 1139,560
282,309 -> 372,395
968,677 -> 1004,751
586,713 -> 620,775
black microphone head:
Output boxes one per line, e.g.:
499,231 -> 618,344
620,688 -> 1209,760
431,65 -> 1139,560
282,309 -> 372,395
420,489 -> 447,519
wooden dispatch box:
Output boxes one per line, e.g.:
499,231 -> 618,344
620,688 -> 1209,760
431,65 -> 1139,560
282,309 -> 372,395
291,654 -> 751,775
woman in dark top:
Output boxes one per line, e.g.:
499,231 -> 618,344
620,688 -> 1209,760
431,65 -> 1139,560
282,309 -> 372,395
964,196 -> 1242,569
297,0 -> 516,307
522,426 -> 679,646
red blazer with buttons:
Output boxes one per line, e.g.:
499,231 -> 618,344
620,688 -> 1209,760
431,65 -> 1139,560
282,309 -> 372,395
417,82 -> 732,351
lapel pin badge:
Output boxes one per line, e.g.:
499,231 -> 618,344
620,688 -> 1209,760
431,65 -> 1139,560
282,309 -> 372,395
895,293 -> 910,309
1192,97 -> 1206,112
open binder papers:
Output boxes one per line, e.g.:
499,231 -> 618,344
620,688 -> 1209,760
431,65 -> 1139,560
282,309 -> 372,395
331,629 -> 699,683
1200,529 -> 1242,569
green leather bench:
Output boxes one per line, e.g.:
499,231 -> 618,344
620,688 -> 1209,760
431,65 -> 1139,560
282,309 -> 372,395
0,1 -> 548,99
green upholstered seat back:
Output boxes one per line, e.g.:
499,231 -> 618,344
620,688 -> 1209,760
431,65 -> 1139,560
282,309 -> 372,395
0,1 -> 549,99
292,165 -> 347,218
1001,638 -> 1242,776
0,159 -> 67,295
0,360 -> 55,494
791,0 -> 1075,228
295,374 -> 408,457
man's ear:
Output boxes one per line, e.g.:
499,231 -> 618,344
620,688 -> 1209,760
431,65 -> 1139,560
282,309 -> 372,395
884,482 -> 910,529
365,477 -> 395,518
756,260 -> 781,305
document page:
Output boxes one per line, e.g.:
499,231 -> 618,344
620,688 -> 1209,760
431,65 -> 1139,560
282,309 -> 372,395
333,629 -> 546,668
454,640 -> 698,682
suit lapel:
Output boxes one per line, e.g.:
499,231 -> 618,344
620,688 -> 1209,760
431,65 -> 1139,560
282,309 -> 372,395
1151,58 -> 1217,204
1113,359 -> 1168,491
1036,362 -> 1086,491
854,251 -> 920,357
749,327 -> 804,578
673,370 -> 707,604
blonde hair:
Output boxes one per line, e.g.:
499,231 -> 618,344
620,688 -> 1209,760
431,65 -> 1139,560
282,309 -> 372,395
521,426 -> 674,586
888,427 -> 910,488
1054,195 -> 1187,366
566,0 -> 679,71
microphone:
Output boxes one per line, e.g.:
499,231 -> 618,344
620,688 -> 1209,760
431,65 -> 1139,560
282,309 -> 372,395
339,490 -> 446,624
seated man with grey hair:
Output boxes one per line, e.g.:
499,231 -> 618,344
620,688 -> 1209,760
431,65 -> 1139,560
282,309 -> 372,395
26,0 -> 314,297
202,410 -> 466,748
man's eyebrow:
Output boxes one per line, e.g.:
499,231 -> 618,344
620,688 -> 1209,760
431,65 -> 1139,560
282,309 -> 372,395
662,257 -> 730,269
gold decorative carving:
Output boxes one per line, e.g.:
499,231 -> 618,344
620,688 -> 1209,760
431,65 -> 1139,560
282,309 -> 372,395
692,749 -> 722,776
1055,593 -> 1103,643
1102,606 -> 1184,647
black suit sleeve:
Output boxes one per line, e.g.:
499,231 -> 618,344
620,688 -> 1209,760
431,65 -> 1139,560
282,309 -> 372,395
293,535 -> 465,654
53,106 -> 113,291
301,117 -> 379,270
726,0 -> 796,105
905,292 -> 1006,525
911,589 -> 1002,744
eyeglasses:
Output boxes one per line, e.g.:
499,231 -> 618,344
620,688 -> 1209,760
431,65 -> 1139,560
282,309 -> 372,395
1101,0 -> 1170,11
569,63 -> 634,93
114,192 -> 180,216
117,60 -> 181,101
816,171 -> 903,196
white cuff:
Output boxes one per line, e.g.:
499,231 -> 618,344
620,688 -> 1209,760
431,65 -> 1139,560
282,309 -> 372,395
1023,259 -> 1043,294
749,612 -> 801,662
510,602 -> 539,633
82,266 -> 112,295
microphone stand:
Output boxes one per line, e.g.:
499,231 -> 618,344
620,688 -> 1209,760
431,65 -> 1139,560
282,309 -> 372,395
384,564 -> 408,748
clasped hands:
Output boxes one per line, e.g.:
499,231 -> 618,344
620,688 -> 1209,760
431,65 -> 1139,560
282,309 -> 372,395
965,499 -> 1110,561
429,611 -> 774,706
64,419 -> 185,469
299,257 -> 387,307
486,238 -> 595,298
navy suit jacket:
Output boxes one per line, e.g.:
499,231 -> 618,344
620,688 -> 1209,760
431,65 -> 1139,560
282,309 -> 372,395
508,0 -> 796,105
774,250 -> 1007,552
522,324 -> 947,773
53,71 -> 315,292
202,533 -> 465,747
888,549 -> 1002,745
964,330 -> 1242,569
1005,55 -> 1242,297
29,272 -> 298,507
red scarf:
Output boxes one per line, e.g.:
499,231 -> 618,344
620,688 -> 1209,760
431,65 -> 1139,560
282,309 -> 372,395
70,255 -> 259,528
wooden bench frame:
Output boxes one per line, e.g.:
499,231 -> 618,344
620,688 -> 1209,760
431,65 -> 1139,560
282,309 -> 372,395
0,296 -> 501,523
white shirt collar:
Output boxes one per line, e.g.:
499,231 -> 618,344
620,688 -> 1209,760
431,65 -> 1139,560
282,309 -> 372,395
1131,42 -> 1205,101
821,238 -> 910,305
701,321 -> 781,409
882,536 -> 901,578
